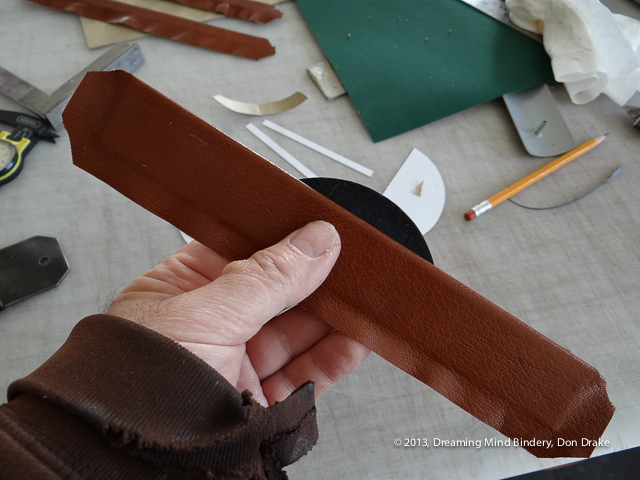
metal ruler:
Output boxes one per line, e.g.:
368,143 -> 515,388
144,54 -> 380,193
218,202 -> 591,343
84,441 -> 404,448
459,0 -> 542,43
0,42 -> 144,131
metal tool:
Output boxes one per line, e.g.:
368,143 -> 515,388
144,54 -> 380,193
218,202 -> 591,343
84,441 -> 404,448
623,92 -> 640,130
0,236 -> 69,310
458,0 -> 541,42
0,42 -> 144,131
503,85 -> 579,157
0,111 -> 58,187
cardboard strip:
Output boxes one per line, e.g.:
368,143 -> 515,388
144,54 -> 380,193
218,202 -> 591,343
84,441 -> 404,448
27,0 -> 275,60
262,120 -> 373,177
64,72 -> 615,459
213,92 -> 306,115
246,123 -> 317,178
171,0 -> 283,24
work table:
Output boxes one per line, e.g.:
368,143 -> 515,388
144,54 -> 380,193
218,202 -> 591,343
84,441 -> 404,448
0,1 -> 639,478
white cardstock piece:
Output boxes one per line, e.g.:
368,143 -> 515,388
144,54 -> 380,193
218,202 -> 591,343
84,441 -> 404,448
180,231 -> 195,244
246,123 -> 317,178
262,119 -> 373,177
383,148 -> 446,234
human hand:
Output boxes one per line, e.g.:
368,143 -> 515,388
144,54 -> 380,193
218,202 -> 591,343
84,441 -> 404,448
106,221 -> 370,407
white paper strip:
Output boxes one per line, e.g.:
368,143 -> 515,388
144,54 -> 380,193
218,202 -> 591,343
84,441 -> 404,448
262,119 -> 374,177
383,148 -> 446,234
246,123 -> 317,178
180,231 -> 195,244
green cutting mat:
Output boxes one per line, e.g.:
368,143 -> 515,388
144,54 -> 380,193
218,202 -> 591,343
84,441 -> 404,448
297,0 -> 555,143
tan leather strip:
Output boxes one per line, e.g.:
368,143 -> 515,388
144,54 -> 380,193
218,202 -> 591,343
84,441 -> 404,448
64,71 -> 614,458
171,0 -> 283,24
27,0 -> 275,60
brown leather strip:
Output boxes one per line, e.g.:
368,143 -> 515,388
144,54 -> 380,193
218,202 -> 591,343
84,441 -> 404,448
27,0 -> 275,60
64,71 -> 615,458
171,0 -> 283,24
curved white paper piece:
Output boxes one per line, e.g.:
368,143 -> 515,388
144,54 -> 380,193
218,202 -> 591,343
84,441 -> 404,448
213,92 -> 307,115
383,149 -> 446,235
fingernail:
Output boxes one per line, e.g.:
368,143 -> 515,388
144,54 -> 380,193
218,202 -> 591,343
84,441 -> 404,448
289,221 -> 337,258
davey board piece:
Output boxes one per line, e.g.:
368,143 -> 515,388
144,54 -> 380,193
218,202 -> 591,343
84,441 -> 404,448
296,0 -> 555,143
64,71 -> 614,459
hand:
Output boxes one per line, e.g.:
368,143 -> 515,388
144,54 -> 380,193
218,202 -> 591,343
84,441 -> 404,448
106,221 -> 370,407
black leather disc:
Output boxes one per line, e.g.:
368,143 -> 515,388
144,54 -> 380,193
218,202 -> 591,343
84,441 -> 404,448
302,177 -> 433,265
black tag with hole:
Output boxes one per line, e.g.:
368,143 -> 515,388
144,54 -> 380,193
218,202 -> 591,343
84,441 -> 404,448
0,236 -> 69,310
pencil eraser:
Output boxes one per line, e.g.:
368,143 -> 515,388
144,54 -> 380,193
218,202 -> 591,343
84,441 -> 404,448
464,209 -> 476,221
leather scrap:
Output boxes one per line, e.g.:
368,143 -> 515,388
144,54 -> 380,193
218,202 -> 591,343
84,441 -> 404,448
171,0 -> 283,24
64,71 -> 615,459
78,0 -> 288,50
27,0 -> 275,60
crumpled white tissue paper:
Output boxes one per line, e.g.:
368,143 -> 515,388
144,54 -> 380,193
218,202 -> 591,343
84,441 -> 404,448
505,0 -> 640,105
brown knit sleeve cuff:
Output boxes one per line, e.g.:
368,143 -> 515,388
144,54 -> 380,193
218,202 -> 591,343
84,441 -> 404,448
7,314 -> 318,479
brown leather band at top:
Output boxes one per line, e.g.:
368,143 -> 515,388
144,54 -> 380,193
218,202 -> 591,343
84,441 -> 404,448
172,0 -> 283,24
64,71 -> 615,459
27,0 -> 275,61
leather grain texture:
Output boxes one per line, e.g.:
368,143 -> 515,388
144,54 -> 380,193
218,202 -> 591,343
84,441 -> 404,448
172,0 -> 283,24
64,71 -> 615,458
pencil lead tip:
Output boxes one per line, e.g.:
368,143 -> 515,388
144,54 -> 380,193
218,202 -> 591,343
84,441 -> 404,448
604,132 -> 610,137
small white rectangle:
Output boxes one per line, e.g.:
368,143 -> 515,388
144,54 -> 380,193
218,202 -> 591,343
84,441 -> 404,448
262,119 -> 373,177
245,123 -> 317,179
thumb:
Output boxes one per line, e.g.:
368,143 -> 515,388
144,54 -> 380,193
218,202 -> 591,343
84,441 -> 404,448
175,220 -> 341,346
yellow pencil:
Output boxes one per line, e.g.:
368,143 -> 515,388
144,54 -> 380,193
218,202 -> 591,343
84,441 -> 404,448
464,134 -> 608,221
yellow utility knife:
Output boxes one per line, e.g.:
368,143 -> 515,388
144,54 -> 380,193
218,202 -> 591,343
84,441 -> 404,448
0,111 -> 57,187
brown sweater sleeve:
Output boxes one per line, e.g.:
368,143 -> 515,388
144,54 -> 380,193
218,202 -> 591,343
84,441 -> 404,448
0,315 -> 318,480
